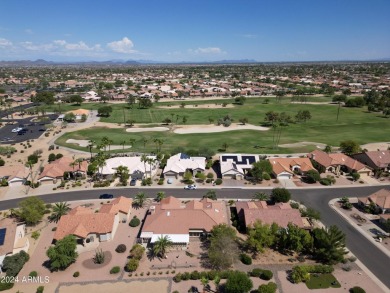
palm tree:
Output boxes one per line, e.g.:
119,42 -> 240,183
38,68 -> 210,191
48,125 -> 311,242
129,138 -> 136,151
50,202 -> 71,223
141,154 -> 148,178
120,140 -> 127,156
95,152 -> 107,181
147,157 -> 156,179
156,191 -> 166,202
88,140 -> 95,159
101,136 -> 109,152
153,235 -> 173,258
107,139 -> 113,154
142,137 -> 149,152
253,192 -> 269,201
134,192 -> 146,207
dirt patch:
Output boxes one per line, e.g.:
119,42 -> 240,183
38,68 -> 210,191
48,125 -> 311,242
360,142 -> 390,151
82,251 -> 112,269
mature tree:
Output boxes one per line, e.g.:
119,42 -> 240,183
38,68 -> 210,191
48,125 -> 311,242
63,112 -> 76,122
271,188 -> 291,203
46,235 -> 78,271
332,94 -> 347,103
32,91 -> 55,104
251,160 -> 273,182
69,95 -> 83,105
156,191 -> 166,202
323,145 -> 332,154
305,169 -> 321,183
312,225 -> 347,264
203,190 -> 217,200
153,235 -> 173,258
208,224 -> 238,270
2,250 -> 29,277
50,202 -> 71,223
225,271 -> 253,293
264,111 -> 279,126
339,140 -> 361,155
139,98 -> 153,109
239,117 -> 249,125
295,110 -> 312,123
246,221 -> 278,253
16,197 -> 45,225
300,207 -> 321,221
278,223 -> 313,254
134,192 -> 146,207
97,105 -> 113,117
351,172 -> 360,181
234,96 -> 246,105
116,165 -> 130,186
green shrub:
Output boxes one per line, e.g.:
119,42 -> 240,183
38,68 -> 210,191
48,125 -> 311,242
126,258 -> 139,272
250,268 -> 263,277
110,266 -> 120,274
36,286 -> 44,293
0,280 -> 14,291
260,270 -> 273,280
262,172 -> 271,180
215,178 -> 223,185
190,270 -> 200,280
73,271 -> 80,278
130,244 -> 145,260
29,271 -> 38,277
320,178 -> 331,185
2,250 -> 29,277
181,272 -> 191,280
207,173 -> 214,179
349,287 -> 366,293
240,253 -> 252,265
129,216 -> 140,227
31,231 -> 40,240
115,244 -> 127,253
173,273 -> 182,283
258,282 -> 277,293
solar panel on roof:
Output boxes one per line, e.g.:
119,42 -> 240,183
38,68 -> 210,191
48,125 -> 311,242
0,228 -> 7,246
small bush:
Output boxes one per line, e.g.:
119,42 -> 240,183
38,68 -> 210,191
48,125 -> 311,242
348,256 -> 357,262
262,173 -> 271,180
73,271 -> 80,278
190,270 -> 200,280
258,282 -> 277,293
31,231 -> 40,240
260,270 -> 273,280
29,271 -> 38,277
240,253 -> 252,265
215,178 -> 223,185
110,266 -> 120,274
250,268 -> 263,277
343,266 -> 352,272
349,287 -> 366,293
115,244 -> 127,253
126,258 -> 139,272
207,173 -> 214,179
173,273 -> 182,283
36,286 -> 44,293
129,216 -> 140,227
0,281 -> 14,291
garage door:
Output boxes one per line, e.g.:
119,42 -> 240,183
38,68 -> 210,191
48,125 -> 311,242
277,174 -> 291,180
8,181 -> 24,187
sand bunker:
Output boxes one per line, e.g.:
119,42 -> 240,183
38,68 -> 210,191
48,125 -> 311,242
158,103 -> 234,109
278,141 -> 327,149
360,142 -> 390,151
173,123 -> 269,134
66,139 -> 131,150
126,127 -> 169,132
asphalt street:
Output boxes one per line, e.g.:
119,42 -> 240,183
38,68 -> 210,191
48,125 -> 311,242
0,185 -> 389,288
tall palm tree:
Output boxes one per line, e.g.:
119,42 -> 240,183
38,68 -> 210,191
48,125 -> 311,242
141,154 -> 148,178
147,157 -> 156,179
120,140 -> 127,156
156,191 -> 166,202
253,192 -> 269,201
101,136 -> 109,152
107,139 -> 113,154
50,202 -> 71,223
134,192 -> 146,207
129,138 -> 136,152
142,137 -> 149,152
153,235 -> 172,258
88,140 -> 95,159
95,152 -> 107,181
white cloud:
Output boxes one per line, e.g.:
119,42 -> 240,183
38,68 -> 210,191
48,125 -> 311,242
107,37 -> 136,54
188,47 -> 225,54
242,34 -> 257,39
0,38 -> 12,47
53,40 -> 101,51
21,41 -> 54,51
25,29 -> 34,34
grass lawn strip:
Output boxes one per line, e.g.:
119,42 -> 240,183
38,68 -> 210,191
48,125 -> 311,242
305,273 -> 341,289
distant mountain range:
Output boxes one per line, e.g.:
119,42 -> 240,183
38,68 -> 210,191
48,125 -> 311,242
0,58 -> 388,66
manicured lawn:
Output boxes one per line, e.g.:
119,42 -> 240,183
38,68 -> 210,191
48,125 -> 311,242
305,273 -> 341,289
53,97 -> 390,154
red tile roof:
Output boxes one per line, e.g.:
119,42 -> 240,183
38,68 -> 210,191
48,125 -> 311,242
358,189 -> 390,210
99,196 -> 132,214
269,157 -> 314,175
38,157 -> 88,180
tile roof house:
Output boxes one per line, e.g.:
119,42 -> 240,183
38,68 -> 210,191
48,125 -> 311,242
268,157 -> 314,179
0,218 -> 30,269
38,157 -> 88,184
163,153 -> 206,178
139,196 -> 228,248
235,201 -> 309,229
309,150 -> 372,175
0,165 -> 30,187
358,189 -> 390,214
53,196 -> 131,246
353,150 -> 390,171
99,156 -> 158,180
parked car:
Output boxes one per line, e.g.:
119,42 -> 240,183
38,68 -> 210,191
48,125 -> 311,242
11,127 -> 23,133
130,179 -> 137,186
184,184 -> 197,190
99,193 -> 114,199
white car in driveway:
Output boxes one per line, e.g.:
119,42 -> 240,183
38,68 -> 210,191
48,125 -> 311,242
184,184 -> 197,190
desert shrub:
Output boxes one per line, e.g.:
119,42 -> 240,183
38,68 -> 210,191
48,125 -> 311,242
215,178 -> 223,185
343,266 -> 352,272
258,282 -> 277,293
260,270 -> 273,280
110,266 -> 120,274
73,271 -> 80,278
348,256 -> 357,262
115,244 -> 127,253
2,250 -> 29,277
173,273 -> 182,283
206,178 -> 212,183
262,172 -> 271,180
130,244 -> 145,260
207,172 -> 214,179
190,270 -> 200,280
93,249 -> 105,264
0,280 -> 14,291
29,271 -> 38,277
129,216 -> 140,227
349,287 -> 366,293
181,272 -> 191,280
126,258 -> 139,272
320,178 -> 332,185
250,268 -> 263,277
36,286 -> 44,293
240,253 -> 252,265
32,231 -> 40,240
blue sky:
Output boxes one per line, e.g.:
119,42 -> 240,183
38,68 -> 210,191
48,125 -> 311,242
0,0 -> 389,62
